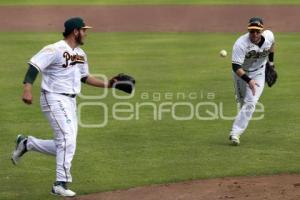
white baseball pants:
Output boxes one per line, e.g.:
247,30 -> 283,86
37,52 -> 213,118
26,92 -> 77,183
230,68 -> 265,137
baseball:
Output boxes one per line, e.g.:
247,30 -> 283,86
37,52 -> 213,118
220,49 -> 227,57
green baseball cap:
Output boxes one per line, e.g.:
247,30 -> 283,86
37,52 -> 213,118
248,17 -> 264,31
63,17 -> 92,35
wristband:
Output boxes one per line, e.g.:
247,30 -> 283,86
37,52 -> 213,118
241,74 -> 251,83
268,52 -> 274,62
81,76 -> 88,83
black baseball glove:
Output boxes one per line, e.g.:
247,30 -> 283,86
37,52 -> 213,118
265,62 -> 277,87
110,73 -> 136,94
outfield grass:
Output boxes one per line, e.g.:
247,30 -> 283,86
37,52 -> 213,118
0,0 -> 300,5
0,32 -> 299,200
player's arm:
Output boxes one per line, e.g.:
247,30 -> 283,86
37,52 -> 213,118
23,45 -> 57,105
81,75 -> 115,88
232,42 -> 258,96
266,30 -> 275,67
268,43 -> 275,67
22,65 -> 39,105
79,53 -> 116,88
232,64 -> 259,96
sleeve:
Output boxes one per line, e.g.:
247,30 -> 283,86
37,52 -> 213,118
232,41 -> 246,66
28,45 -> 57,72
80,54 -> 90,78
232,40 -> 246,66
264,30 -> 275,44
23,64 -> 39,84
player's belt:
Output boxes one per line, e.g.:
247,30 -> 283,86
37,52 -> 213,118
41,89 -> 76,98
60,93 -> 76,98
244,65 -> 264,72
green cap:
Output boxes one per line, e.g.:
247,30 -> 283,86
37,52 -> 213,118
63,17 -> 92,36
248,17 -> 264,31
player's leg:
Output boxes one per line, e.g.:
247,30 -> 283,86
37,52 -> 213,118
11,94 -> 59,164
232,72 -> 247,106
230,71 -> 265,142
11,135 -> 56,165
26,137 -> 56,155
229,73 -> 247,144
42,92 -> 77,197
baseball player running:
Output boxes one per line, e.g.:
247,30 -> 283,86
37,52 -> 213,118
11,17 -> 117,197
229,17 -> 275,145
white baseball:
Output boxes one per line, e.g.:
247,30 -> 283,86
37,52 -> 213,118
220,50 -> 227,57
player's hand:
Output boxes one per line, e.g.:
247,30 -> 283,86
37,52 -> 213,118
108,78 -> 118,88
22,84 -> 33,105
248,79 -> 260,96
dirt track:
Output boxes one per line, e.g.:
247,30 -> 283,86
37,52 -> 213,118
2,4 -> 300,200
74,174 -> 300,200
0,5 -> 299,32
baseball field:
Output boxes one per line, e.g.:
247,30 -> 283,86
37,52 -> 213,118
1,0 -> 300,4
0,1 -> 300,200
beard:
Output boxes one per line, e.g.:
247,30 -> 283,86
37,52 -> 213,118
75,33 -> 84,45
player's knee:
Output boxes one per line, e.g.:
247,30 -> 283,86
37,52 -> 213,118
243,98 -> 258,106
241,102 -> 256,118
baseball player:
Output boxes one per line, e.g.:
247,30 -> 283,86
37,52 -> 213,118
229,17 -> 275,145
11,17 -> 117,197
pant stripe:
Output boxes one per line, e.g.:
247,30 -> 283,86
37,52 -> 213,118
43,91 -> 68,182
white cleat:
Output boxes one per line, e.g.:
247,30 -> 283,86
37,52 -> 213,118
229,135 -> 240,146
51,183 -> 76,197
11,134 -> 28,165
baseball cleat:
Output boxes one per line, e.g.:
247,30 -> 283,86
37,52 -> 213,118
229,135 -> 240,146
51,182 -> 76,197
11,134 -> 28,165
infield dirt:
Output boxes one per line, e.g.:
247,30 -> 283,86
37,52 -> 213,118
0,5 -> 299,32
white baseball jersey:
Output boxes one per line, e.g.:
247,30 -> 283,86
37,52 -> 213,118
29,40 -> 89,94
232,30 -> 275,72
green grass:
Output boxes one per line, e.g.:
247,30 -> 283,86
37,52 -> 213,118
0,0 -> 300,5
0,32 -> 299,200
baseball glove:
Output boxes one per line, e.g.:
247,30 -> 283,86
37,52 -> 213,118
265,62 -> 277,87
110,73 -> 136,94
